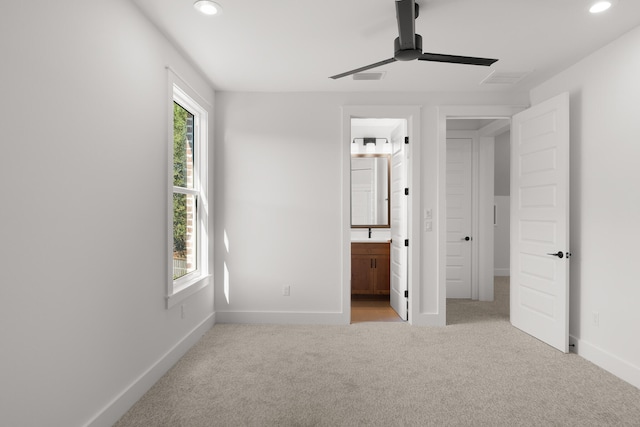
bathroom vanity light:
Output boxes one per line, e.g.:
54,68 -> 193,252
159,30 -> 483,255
352,138 -> 389,145
194,0 -> 222,16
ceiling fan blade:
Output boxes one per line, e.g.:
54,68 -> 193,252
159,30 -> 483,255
419,52 -> 498,66
330,58 -> 397,80
395,0 -> 416,50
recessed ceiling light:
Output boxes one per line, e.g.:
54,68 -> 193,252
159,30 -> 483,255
589,0 -> 617,14
194,0 -> 222,16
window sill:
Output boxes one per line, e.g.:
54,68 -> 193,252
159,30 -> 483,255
167,274 -> 212,309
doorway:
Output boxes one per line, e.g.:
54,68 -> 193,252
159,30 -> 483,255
350,118 -> 407,323
440,96 -> 570,352
341,106 -> 420,326
445,118 -> 511,322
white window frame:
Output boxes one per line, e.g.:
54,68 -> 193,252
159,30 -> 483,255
167,74 -> 210,308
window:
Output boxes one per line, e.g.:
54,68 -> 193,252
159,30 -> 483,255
168,78 -> 210,307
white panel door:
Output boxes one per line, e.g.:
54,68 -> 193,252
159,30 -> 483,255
390,124 -> 408,320
511,92 -> 570,353
446,139 -> 473,298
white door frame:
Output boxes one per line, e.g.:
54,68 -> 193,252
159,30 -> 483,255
437,106 -> 525,321
342,106 -> 421,324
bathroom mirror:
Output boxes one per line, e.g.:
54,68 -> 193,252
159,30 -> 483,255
351,154 -> 390,228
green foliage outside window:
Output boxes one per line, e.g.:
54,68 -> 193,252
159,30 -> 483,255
173,102 -> 190,256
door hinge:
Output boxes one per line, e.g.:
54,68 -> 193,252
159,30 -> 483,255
404,239 -> 409,247
404,188 -> 409,196
404,136 -> 409,144
404,290 -> 408,298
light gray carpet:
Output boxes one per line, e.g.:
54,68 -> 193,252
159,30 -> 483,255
115,278 -> 640,426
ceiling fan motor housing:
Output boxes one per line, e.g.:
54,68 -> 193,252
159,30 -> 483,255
394,34 -> 422,61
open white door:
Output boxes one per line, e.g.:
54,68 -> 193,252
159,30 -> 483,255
511,92 -> 570,353
390,123 -> 408,320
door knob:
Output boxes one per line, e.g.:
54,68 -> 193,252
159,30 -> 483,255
462,236 -> 472,241
547,251 -> 564,258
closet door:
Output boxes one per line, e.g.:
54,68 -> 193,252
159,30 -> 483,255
446,138 -> 473,299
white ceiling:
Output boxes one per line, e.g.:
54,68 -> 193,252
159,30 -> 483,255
132,0 -> 640,93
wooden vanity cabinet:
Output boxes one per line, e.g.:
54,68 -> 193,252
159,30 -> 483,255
351,242 -> 390,295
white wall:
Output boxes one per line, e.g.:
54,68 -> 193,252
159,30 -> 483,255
214,93 -> 344,322
494,131 -> 510,275
214,91 -> 527,325
531,25 -> 640,388
0,1 -> 215,426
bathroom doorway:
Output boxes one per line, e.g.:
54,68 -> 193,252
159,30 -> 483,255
349,117 -> 408,323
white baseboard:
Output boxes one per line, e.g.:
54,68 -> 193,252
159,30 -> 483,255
215,311 -> 348,325
410,312 -> 446,327
217,311 -> 446,327
86,313 -> 215,427
569,335 -> 640,390
494,268 -> 510,276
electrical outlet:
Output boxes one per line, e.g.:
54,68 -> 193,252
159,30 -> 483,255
283,285 -> 290,296
592,311 -> 599,327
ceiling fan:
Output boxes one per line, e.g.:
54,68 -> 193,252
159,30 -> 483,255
330,0 -> 498,79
